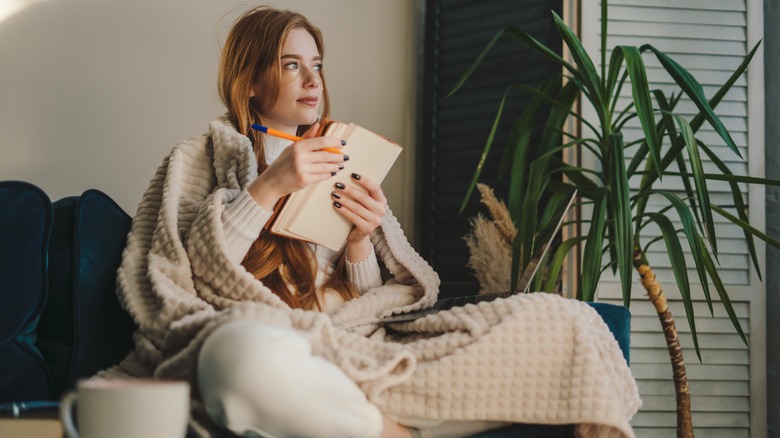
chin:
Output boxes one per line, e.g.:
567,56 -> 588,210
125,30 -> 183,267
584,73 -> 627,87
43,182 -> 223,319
300,113 -> 320,126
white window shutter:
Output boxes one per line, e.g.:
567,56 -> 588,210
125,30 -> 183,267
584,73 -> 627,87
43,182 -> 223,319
579,0 -> 766,436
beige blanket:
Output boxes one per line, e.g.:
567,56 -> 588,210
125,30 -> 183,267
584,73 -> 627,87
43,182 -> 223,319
104,116 -> 641,437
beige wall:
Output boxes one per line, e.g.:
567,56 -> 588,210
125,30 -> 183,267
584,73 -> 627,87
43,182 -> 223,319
0,0 -> 417,240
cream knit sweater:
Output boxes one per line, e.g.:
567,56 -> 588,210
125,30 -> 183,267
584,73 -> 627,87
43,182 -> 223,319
103,115 -> 641,437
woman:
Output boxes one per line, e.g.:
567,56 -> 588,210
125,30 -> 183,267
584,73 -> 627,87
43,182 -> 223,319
198,6 -> 417,437
108,6 -> 640,438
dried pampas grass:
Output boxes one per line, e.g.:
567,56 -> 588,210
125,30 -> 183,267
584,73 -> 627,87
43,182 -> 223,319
475,183 -> 515,244
464,183 -> 517,294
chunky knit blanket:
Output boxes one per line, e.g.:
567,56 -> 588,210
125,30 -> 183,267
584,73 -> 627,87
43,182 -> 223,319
104,116 -> 641,437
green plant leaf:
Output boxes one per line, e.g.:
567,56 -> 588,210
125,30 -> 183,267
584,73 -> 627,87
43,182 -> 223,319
514,82 -> 597,137
605,45 -> 624,105
642,44 -> 741,158
538,189 -> 576,242
626,136 -> 650,177
634,42 -> 761,204
653,90 -> 679,144
705,173 -> 780,186
503,79 -> 560,204
652,91 -> 699,224
608,134 -> 634,306
551,11 -> 605,116
559,166 -> 600,199
581,189 -> 607,302
517,159 -> 555,280
449,26 -> 576,97
458,88 -> 509,213
699,141 -> 762,280
698,237 -> 748,346
670,114 -> 717,256
711,205 -> 780,249
638,171 -> 780,187
544,236 -> 584,292
619,46 -> 662,176
657,191 -> 714,314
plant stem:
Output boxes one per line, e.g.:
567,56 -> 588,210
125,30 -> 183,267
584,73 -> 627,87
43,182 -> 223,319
634,249 -> 694,438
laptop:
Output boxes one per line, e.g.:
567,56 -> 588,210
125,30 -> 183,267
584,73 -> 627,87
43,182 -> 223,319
380,190 -> 577,324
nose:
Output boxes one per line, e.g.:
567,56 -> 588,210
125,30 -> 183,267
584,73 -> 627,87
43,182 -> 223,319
302,66 -> 321,89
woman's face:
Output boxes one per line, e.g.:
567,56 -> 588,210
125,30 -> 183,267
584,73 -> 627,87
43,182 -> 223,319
255,28 -> 323,133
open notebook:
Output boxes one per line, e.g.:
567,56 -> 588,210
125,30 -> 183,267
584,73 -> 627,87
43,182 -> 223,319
380,190 -> 577,324
267,121 -> 402,251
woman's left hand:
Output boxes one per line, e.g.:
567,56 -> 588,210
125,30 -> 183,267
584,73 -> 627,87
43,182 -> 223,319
331,173 -> 387,257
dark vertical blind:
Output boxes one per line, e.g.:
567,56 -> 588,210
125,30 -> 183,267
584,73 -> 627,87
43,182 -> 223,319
417,0 -> 564,297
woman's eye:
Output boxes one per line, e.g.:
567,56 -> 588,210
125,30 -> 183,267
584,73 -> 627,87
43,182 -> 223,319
283,62 -> 299,71
313,63 -> 323,72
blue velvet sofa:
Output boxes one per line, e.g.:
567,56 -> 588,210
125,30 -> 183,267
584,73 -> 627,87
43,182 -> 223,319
0,180 -> 630,437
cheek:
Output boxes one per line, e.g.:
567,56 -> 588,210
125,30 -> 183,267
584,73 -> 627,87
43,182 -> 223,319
276,87 -> 296,107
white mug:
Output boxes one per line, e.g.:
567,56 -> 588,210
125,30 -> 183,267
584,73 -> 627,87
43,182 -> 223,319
59,378 -> 190,438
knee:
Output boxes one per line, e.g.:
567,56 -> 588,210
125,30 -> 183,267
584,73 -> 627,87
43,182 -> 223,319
197,320 -> 311,434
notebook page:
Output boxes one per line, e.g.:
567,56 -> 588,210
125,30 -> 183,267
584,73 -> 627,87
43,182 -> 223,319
287,125 -> 402,250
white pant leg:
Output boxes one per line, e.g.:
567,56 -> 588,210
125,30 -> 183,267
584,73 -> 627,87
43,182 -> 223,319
197,320 -> 383,438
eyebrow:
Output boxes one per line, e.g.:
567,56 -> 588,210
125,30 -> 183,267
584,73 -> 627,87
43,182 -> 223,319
281,54 -> 323,61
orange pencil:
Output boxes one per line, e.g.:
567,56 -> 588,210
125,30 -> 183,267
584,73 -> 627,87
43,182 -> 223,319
251,123 -> 342,154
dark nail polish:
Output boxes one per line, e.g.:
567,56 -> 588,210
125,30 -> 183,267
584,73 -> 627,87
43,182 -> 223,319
333,201 -> 342,208
331,191 -> 341,199
335,182 -> 345,190
341,140 -> 347,146
343,155 -> 350,161
331,171 -> 337,176
338,164 -> 344,170
351,173 -> 361,180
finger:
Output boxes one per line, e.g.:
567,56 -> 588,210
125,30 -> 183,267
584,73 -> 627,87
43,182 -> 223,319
332,200 -> 374,234
308,150 -> 349,164
348,173 -> 387,204
305,163 -> 344,177
336,189 -> 385,218
299,169 -> 340,187
335,184 -> 387,217
331,190 -> 383,227
298,137 -> 347,157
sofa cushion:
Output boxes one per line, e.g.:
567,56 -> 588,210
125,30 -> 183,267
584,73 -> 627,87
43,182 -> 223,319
70,189 -> 136,384
0,181 -> 53,402
36,189 -> 136,397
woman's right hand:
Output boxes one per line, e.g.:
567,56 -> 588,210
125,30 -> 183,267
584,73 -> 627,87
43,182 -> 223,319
248,122 -> 347,210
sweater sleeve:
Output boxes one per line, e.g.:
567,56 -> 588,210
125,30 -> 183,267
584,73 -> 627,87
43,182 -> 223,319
345,246 -> 383,294
221,188 -> 273,264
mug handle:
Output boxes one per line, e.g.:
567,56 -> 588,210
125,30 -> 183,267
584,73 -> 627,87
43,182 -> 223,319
59,391 -> 80,438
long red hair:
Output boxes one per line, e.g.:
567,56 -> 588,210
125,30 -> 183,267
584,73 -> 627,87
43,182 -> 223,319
218,6 -> 358,310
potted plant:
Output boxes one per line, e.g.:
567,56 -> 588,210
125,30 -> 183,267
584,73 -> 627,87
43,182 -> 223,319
449,2 -> 778,437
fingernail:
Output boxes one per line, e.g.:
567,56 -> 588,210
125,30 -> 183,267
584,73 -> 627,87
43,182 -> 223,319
341,140 -> 347,146
331,191 -> 341,199
331,171 -> 337,176
338,164 -> 344,170
333,201 -> 342,208
343,155 -> 350,161
351,173 -> 361,180
335,182 -> 345,190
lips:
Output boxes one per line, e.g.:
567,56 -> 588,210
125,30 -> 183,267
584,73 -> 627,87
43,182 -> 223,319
297,97 -> 319,106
